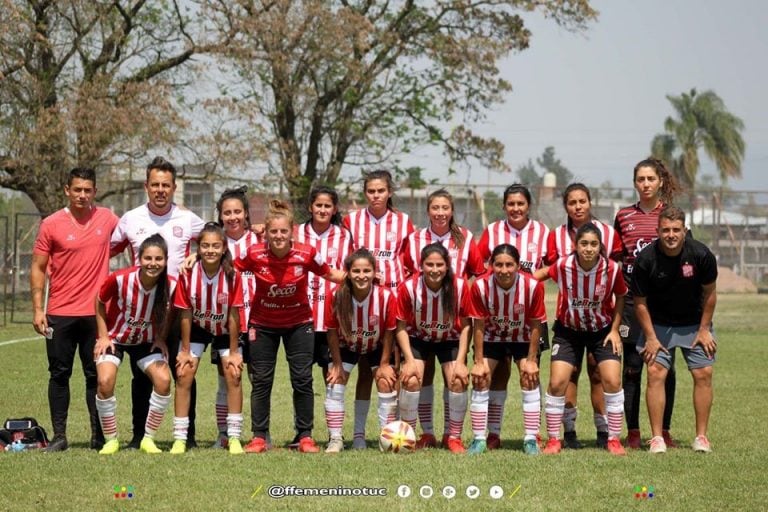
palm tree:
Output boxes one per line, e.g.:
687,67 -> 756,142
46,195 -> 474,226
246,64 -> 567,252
651,88 -> 745,215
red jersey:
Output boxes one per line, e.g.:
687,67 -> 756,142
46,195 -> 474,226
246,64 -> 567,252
547,255 -> 628,332
395,275 -> 471,342
403,227 -> 485,279
545,219 -> 623,264
295,222 -> 354,332
343,208 -> 414,290
234,242 -> 329,328
228,232 -> 260,332
174,262 -> 241,336
477,219 -> 549,273
613,202 -> 666,279
98,267 -> 177,345
33,206 -> 119,316
325,285 -> 397,354
468,272 -> 546,343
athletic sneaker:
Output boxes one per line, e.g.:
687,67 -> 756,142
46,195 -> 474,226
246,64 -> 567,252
169,440 -> 186,454
663,430 -> 678,449
523,438 -> 540,455
542,438 -> 562,454
298,437 -> 320,453
691,435 -> 712,453
244,437 -> 270,453
606,437 -> 626,456
416,433 -> 437,449
648,436 -> 667,454
211,435 -> 229,449
486,433 -> 501,450
228,438 -> 244,455
564,430 -> 583,449
325,438 -> 344,453
596,431 -> 609,449
140,437 -> 162,454
99,439 -> 120,455
467,439 -> 487,455
352,437 -> 367,450
625,429 -> 642,449
445,437 -> 465,454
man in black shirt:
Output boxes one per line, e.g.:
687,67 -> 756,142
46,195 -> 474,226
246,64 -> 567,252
632,206 -> 717,454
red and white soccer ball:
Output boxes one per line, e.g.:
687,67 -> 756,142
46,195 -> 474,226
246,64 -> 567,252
379,420 -> 416,453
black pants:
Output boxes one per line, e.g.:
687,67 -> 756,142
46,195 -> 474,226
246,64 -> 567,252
248,322 -> 315,440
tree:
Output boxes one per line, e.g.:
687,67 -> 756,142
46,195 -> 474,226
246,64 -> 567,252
0,1 -> 211,216
516,159 -> 541,188
537,145 -> 573,188
651,88 -> 745,211
202,0 -> 597,207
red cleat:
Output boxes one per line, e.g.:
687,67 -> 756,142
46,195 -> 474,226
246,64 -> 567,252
606,437 -> 626,456
416,433 -> 437,449
624,429 -> 642,449
297,437 -> 320,453
542,438 -> 562,454
445,437 -> 465,454
244,437 -> 269,453
486,433 -> 501,450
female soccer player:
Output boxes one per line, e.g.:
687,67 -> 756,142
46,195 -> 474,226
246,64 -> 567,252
235,200 -> 345,453
395,243 -> 472,453
544,183 -> 623,449
94,234 -> 174,455
476,184 -> 550,449
171,223 -> 244,455
535,223 -> 628,456
323,249 -> 398,452
614,157 -> 681,449
468,244 -> 545,455
343,170 -> 414,448
403,188 -> 484,448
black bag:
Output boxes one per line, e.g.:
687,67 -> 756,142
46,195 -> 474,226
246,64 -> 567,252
0,417 -> 49,450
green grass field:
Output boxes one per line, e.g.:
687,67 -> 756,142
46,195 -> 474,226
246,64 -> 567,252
0,293 -> 765,511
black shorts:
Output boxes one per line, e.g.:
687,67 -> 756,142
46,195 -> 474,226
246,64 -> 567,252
619,299 -> 642,344
550,321 -> 620,366
409,337 -> 461,364
539,321 -> 551,351
211,332 -> 247,365
336,345 -> 390,370
483,342 -> 538,363
313,331 -> 330,369
99,343 -> 165,372
189,323 -> 229,357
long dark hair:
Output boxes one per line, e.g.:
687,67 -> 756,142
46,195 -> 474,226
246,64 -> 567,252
574,222 -> 606,260
216,186 -> 251,228
197,222 -> 235,285
427,189 -> 465,248
333,248 -> 377,340
562,182 -> 593,232
363,169 -> 397,212
633,157 -> 680,205
491,243 -> 521,265
309,186 -> 342,226
420,243 -> 456,326
138,234 -> 170,331
502,183 -> 532,207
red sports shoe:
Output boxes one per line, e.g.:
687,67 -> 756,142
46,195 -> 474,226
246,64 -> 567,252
662,430 -> 678,449
244,437 -> 269,453
445,437 -> 465,454
542,438 -> 562,454
486,433 -> 501,450
297,437 -> 320,453
416,433 -> 437,449
624,429 -> 642,449
606,437 -> 626,456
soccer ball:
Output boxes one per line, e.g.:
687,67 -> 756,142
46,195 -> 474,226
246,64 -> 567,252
379,421 -> 416,453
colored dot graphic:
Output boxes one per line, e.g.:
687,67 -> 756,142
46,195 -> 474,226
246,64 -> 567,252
633,485 -> 655,499
113,485 -> 135,499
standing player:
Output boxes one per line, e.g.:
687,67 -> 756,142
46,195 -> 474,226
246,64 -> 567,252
94,234 -> 175,455
477,184 -> 549,449
535,224 -> 628,456
468,244 -> 545,455
111,156 -> 205,449
235,200 -> 345,453
171,223 -> 245,455
395,243 -> 472,454
614,157 -> 681,449
544,183 -> 623,449
402,189 -> 484,448
632,206 -> 717,453
30,168 -> 119,451
343,170 -> 414,448
323,249 -> 398,452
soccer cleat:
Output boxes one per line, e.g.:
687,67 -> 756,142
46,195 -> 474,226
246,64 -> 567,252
244,437 -> 270,453
325,438 -> 344,453
648,436 -> 667,454
297,437 -> 320,453
90,435 -> 105,451
445,437 -> 465,454
467,438 -> 487,455
563,430 -> 583,449
662,430 -> 678,449
45,435 -> 69,453
486,433 -> 501,450
523,438 -> 540,455
625,429 -> 642,449
99,439 -> 120,455
606,437 -> 626,456
352,437 -> 367,450
169,440 -> 186,454
542,438 -> 562,454
140,437 -> 163,454
211,435 -> 229,449
692,435 -> 712,453
596,431 -> 609,449
125,436 -> 142,450
416,433 -> 438,449
228,438 -> 244,455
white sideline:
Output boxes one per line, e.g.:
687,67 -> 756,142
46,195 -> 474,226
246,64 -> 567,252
0,336 -> 39,347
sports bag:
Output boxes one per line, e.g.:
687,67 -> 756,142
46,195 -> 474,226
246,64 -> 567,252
0,417 -> 49,450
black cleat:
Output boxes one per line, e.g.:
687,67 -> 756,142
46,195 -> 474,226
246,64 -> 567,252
596,431 -> 609,449
563,431 -> 583,449
125,436 -> 142,450
44,436 -> 69,453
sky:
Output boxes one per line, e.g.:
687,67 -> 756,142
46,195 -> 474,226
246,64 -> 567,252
405,0 -> 768,194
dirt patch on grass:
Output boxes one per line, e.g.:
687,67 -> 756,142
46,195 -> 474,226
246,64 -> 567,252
717,266 -> 757,293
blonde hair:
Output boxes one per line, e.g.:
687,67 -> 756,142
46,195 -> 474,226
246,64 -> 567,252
265,199 -> 294,229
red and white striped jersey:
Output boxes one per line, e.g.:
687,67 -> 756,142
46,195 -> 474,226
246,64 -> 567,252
545,219 -> 623,265
395,275 -> 471,342
613,202 -> 666,279
98,267 -> 177,345
547,255 -> 628,331
343,208 -> 414,291
295,222 -> 354,332
325,284 -> 397,354
403,227 -> 485,279
468,272 -> 546,343
477,219 -> 549,273
174,261 -> 241,336
228,232 -> 260,333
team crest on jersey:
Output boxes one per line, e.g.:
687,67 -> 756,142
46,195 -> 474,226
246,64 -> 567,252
217,293 -> 228,304
513,304 -> 525,314
294,266 -> 304,277
258,266 -> 270,276
173,226 -> 183,238
682,264 -> 694,277
327,247 -> 338,259
595,284 -> 606,296
369,315 -> 379,326
527,242 -> 538,253
386,231 -> 397,242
